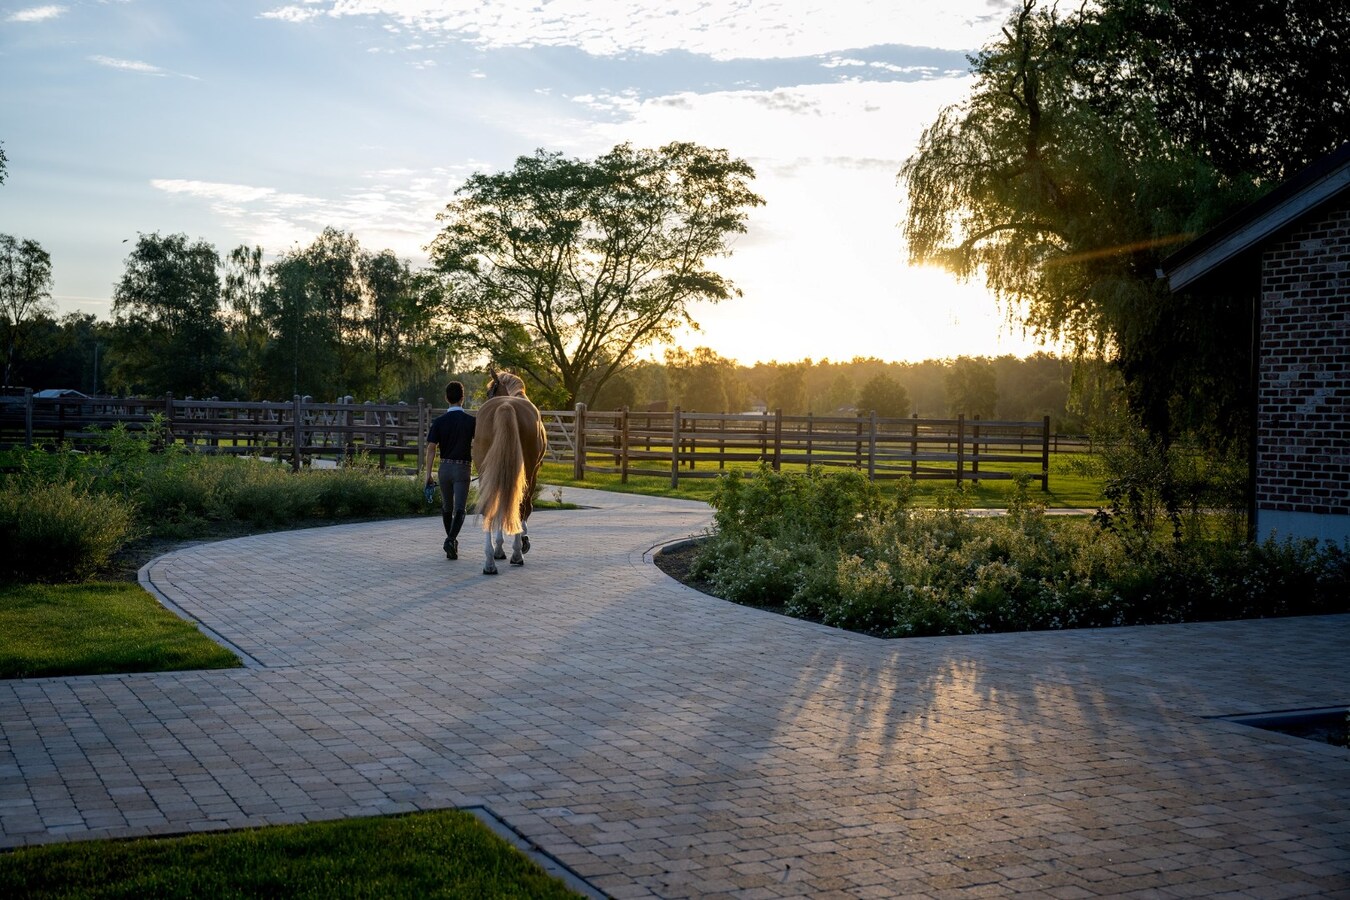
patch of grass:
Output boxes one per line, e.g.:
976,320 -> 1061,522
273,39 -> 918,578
0,809 -> 585,899
542,453 -> 1105,508
0,581 -> 240,679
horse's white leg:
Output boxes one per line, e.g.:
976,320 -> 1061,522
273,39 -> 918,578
493,527 -> 507,560
483,529 -> 497,575
519,521 -> 530,555
509,527 -> 525,566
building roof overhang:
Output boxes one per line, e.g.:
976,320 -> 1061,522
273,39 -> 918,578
1163,143 -> 1350,292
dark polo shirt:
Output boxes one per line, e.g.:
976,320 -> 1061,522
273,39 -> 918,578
426,407 -> 476,461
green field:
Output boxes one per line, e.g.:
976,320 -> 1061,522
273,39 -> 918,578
542,454 -> 1105,509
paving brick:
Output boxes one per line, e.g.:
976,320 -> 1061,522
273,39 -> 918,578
1,487 -> 1347,898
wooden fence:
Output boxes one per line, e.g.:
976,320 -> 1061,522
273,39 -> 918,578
1,391 -> 1057,488
560,405 -> 1052,490
0,390 -> 430,472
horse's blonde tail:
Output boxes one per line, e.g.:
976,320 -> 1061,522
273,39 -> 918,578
479,407 -> 526,535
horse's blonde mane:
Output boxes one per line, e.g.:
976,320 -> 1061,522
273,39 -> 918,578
493,371 -> 526,398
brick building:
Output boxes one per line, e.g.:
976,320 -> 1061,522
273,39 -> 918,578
1165,143 -> 1350,543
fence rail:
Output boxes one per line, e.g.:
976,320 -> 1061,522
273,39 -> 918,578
0,390 -> 430,472
1,392 -> 1058,488
560,405 -> 1052,490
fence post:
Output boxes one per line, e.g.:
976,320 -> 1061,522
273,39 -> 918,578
806,412 -> 814,468
1041,415 -> 1051,491
416,398 -> 427,473
718,411 -> 726,470
867,411 -> 877,482
291,394 -> 303,472
620,406 -> 630,484
23,388 -> 33,449
688,413 -> 696,470
670,406 -> 682,489
956,413 -> 965,486
573,402 -> 587,480
373,402 -> 386,469
911,412 -> 918,478
162,392 -> 175,448
772,409 -> 783,471
346,396 -> 356,464
855,411 -> 863,469
761,410 -> 768,460
972,415 -> 981,486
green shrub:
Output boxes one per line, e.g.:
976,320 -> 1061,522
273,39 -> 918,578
2,433 -> 434,582
227,463 -> 322,525
315,454 -> 423,518
697,466 -> 1350,637
0,481 -> 138,583
137,453 -> 239,522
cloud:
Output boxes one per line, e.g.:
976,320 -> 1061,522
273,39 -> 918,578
148,170 -> 477,260
89,56 -> 166,75
151,180 -> 284,204
260,5 -> 323,24
258,0 -> 1022,58
8,5 -> 65,22
89,55 -> 199,79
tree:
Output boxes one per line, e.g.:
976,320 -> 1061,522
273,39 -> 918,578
0,234 -> 54,386
664,346 -> 744,412
857,372 -> 911,418
1073,0 -> 1350,185
0,140 -> 7,187
945,357 -> 997,419
766,362 -> 807,414
821,370 -> 856,413
389,270 -> 462,404
262,228 -> 364,399
20,311 -> 108,395
222,245 -> 270,399
110,233 -> 225,396
898,0 -> 1349,443
430,142 -> 763,406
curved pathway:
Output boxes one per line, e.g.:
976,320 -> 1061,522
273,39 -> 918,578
2,487 -> 1348,898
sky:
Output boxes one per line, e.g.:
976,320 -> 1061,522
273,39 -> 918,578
0,0 -> 1056,366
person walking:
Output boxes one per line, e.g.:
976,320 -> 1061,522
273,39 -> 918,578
424,381 -> 476,559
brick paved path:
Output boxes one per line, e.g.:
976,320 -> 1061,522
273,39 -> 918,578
2,487 -> 1348,898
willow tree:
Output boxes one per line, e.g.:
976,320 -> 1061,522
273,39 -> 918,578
430,142 -> 763,406
899,0 -> 1349,442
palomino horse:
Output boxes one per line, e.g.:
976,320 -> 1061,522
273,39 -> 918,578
473,371 -> 548,575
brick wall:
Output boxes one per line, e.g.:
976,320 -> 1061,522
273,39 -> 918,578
1258,203 -> 1350,516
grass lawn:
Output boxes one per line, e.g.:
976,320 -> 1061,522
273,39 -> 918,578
542,454 -> 1105,509
0,809 -> 584,899
0,581 -> 240,679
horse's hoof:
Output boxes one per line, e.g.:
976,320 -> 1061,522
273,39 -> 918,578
520,536 -> 530,554
510,556 -> 524,566
483,565 -> 498,575
494,549 -> 507,560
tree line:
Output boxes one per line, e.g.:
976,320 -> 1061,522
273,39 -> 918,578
598,350 -> 1107,431
4,227 -> 457,403
2,142 -> 765,408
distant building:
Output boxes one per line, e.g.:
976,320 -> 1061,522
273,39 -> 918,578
1163,143 -> 1350,543
33,389 -> 90,399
